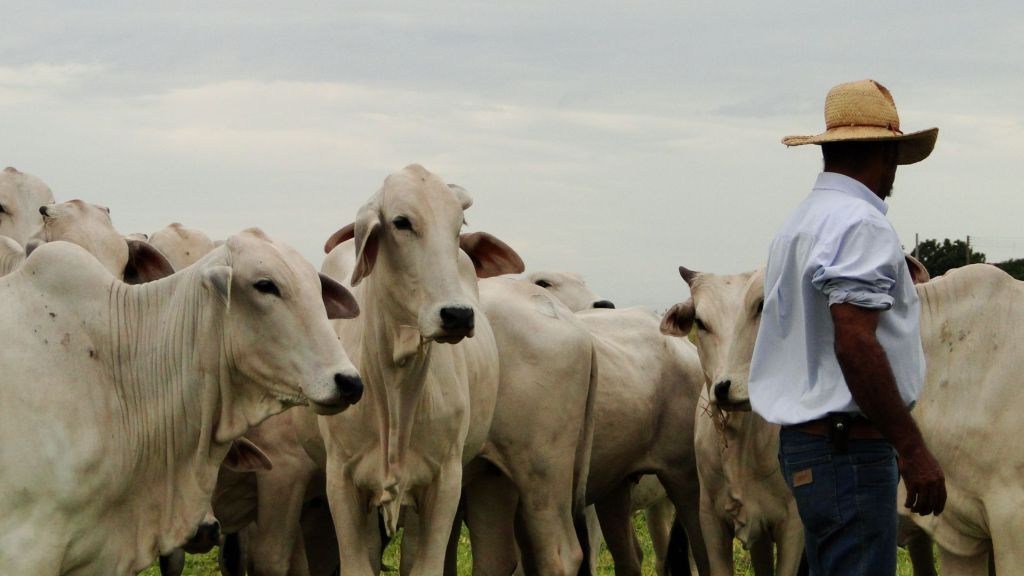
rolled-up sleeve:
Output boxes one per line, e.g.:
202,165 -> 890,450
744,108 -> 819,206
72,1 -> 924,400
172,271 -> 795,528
811,220 -> 900,310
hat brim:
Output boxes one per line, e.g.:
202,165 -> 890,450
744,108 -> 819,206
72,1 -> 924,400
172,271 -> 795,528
782,126 -> 938,165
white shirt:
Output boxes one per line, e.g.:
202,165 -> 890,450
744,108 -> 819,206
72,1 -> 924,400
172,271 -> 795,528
749,172 -> 925,426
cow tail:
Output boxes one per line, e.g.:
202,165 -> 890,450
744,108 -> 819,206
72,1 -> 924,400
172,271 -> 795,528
665,519 -> 691,576
573,342 -> 599,576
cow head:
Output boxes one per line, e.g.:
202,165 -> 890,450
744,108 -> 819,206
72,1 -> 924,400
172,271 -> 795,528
30,199 -> 175,284
324,164 -> 523,345
148,222 -> 217,271
662,267 -> 764,410
0,167 -> 55,247
206,229 -> 363,427
527,271 -> 615,312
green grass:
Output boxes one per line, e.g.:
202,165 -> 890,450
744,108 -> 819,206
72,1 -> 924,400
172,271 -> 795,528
142,511 -> 928,575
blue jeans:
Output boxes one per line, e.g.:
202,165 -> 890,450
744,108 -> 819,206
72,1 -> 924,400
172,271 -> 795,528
778,427 -> 899,576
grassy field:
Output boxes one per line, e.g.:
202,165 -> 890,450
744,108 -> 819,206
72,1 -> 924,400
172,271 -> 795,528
141,511 -> 929,575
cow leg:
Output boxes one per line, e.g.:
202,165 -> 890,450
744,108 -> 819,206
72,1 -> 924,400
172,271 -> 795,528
695,489 -> 732,576
159,549 -> 185,576
991,503 -> 1024,575
512,482 -> 583,576
248,465 -> 314,576
645,497 -> 675,576
300,500 -> 341,576
772,513 -> 806,576
585,505 -> 604,574
595,484 -> 643,576
326,468 -> 376,576
658,471 -> 711,576
220,531 -> 248,576
748,538 -> 773,576
464,472 -> 519,576
407,459 -> 464,576
897,518 -> 936,576
443,500 -> 464,576
401,506 -> 420,576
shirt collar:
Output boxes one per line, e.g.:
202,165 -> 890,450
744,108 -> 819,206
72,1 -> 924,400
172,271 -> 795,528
813,172 -> 889,215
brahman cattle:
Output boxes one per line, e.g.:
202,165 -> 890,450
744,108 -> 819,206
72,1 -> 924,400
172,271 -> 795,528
660,268 -> 805,576
530,270 -> 706,576
0,229 -> 361,575
314,165 -> 522,576
0,166 -> 54,246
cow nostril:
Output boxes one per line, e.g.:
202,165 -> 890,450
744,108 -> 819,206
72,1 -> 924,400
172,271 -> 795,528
439,306 -> 475,332
593,300 -> 616,309
713,380 -> 732,403
334,373 -> 364,402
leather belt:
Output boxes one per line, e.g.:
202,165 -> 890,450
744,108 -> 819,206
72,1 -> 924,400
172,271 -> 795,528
789,415 -> 886,440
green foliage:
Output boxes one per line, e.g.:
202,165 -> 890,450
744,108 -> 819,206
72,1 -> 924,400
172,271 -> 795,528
995,258 -> 1024,280
914,238 -> 985,278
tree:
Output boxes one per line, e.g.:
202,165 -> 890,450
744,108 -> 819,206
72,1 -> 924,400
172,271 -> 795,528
995,258 -> 1024,281
914,238 -> 985,278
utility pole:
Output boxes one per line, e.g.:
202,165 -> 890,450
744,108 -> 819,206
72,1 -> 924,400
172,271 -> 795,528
966,235 -> 971,265
914,233 -> 919,260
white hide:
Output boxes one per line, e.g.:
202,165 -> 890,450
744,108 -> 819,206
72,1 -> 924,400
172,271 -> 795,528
0,235 -> 25,276
660,269 -> 804,576
0,230 -> 360,576
0,166 -> 54,246
315,165 -> 514,576
149,223 -> 217,270
527,270 -> 615,311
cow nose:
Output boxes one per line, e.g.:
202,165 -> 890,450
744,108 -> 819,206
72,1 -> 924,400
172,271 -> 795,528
39,205 -> 50,216
593,300 -> 616,309
439,306 -> 475,333
714,380 -> 732,404
334,373 -> 364,403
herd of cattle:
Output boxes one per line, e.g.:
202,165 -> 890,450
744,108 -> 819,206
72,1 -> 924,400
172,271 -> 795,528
0,164 -> 1017,576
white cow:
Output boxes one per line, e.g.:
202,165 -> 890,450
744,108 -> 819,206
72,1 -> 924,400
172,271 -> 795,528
907,263 -> 1024,574
149,222 -> 218,270
0,235 -> 25,275
0,229 -> 362,575
660,268 -> 804,576
529,270 -> 705,576
315,165 -> 522,576
31,200 -> 174,283
0,166 -> 54,246
661,264 -> 942,576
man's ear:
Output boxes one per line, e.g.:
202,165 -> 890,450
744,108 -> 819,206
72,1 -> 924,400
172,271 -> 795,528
123,239 -> 175,284
459,232 -> 525,278
660,300 -> 695,337
222,437 -> 273,472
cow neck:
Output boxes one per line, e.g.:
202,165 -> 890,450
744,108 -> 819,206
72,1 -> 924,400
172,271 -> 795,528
105,265 -> 234,554
359,273 -> 433,532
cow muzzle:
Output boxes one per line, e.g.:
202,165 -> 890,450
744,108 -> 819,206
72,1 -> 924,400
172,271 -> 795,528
308,372 -> 364,415
712,380 -> 751,411
435,305 -> 475,342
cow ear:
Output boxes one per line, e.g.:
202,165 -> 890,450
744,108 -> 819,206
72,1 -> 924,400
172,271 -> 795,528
324,223 -> 355,255
123,239 -> 176,284
350,202 -> 381,286
222,437 -> 273,472
679,266 -> 700,287
203,266 -> 232,306
448,184 -> 473,211
905,254 -> 930,284
320,272 -> 359,319
660,300 -> 695,337
459,232 -> 525,278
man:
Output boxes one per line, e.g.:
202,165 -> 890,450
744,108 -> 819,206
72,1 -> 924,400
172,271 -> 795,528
749,79 -> 946,575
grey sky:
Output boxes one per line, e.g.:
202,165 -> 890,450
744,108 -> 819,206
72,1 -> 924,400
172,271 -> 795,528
2,1 -> 1022,309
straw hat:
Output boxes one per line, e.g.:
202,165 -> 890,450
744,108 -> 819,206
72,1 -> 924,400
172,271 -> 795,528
783,79 -> 938,165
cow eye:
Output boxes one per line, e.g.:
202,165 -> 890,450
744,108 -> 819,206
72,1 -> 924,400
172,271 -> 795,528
253,279 -> 281,297
392,216 -> 413,231
534,279 -> 552,288
695,317 -> 708,332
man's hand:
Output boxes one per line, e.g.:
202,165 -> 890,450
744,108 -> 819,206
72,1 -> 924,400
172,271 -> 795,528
831,302 -> 946,516
899,443 -> 947,516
